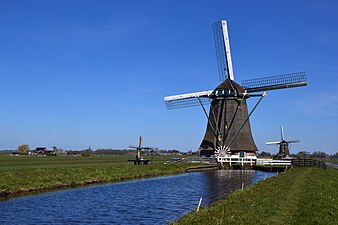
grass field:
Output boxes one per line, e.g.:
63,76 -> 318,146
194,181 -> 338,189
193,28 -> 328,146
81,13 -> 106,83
174,167 -> 338,225
0,155 -> 196,199
0,155 -> 171,169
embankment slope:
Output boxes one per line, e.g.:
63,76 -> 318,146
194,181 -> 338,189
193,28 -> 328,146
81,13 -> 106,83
174,167 -> 338,225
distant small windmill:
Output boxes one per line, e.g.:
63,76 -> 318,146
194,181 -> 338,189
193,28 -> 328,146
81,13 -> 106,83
164,20 -> 307,165
128,137 -> 152,165
266,126 -> 300,159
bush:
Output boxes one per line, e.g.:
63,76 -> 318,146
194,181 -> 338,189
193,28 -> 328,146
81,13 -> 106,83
17,144 -> 29,155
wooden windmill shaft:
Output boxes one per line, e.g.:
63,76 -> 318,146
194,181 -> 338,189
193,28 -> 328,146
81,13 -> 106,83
199,79 -> 257,157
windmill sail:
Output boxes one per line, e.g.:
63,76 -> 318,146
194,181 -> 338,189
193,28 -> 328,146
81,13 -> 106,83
266,126 -> 300,144
266,141 -> 282,145
139,136 -> 142,148
286,139 -> 300,143
266,139 -> 299,145
213,20 -> 234,81
164,90 -> 212,109
242,72 -> 307,93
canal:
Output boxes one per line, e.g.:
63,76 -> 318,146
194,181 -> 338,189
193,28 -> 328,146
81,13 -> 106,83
0,170 -> 275,224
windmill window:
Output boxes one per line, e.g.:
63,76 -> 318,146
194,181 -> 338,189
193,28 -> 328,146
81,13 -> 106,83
239,151 -> 245,157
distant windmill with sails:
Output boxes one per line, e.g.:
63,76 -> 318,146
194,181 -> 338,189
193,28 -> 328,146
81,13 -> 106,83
128,136 -> 152,165
266,126 -> 300,159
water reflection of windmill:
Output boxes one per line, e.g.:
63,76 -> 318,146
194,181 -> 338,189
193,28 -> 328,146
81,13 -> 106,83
128,136 -> 152,165
164,20 -> 307,166
266,126 -> 300,159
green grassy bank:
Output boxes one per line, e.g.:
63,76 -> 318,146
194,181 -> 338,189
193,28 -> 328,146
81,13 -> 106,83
0,155 -> 195,199
174,167 -> 338,225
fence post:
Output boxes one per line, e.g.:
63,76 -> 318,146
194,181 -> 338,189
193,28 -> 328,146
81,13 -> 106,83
197,197 -> 203,212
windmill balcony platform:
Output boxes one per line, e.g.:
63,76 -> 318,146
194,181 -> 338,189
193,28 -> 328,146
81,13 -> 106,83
217,155 -> 257,167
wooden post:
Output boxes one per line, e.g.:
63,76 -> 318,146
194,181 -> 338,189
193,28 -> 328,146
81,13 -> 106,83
197,197 -> 203,212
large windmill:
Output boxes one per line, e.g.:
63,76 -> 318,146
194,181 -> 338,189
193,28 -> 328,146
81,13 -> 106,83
266,126 -> 300,159
164,20 -> 307,165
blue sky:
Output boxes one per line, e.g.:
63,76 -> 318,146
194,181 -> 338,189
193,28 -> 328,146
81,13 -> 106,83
0,0 -> 337,154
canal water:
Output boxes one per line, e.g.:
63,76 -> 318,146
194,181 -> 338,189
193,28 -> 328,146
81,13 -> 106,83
0,170 -> 275,225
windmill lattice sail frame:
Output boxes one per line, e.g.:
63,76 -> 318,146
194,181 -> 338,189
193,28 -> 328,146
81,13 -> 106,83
213,20 -> 234,81
242,72 -> 307,93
